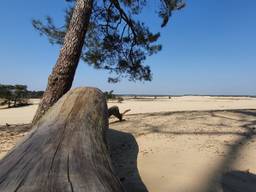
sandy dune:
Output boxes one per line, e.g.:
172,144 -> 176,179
109,110 -> 256,192
0,97 -> 256,191
1,96 -> 256,125
109,96 -> 256,114
0,99 -> 39,125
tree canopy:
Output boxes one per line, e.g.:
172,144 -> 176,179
33,0 -> 185,83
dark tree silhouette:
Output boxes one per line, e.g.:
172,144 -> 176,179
32,0 -> 185,123
0,84 -> 29,108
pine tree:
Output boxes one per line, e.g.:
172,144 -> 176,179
32,0 -> 185,123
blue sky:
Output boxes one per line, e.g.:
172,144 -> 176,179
0,0 -> 256,95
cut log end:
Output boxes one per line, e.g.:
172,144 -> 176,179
0,87 -> 124,192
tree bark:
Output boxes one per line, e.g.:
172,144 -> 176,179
13,98 -> 17,107
0,87 -> 125,192
7,100 -> 11,108
33,0 -> 93,123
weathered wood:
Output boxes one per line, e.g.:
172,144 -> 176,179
108,106 -> 131,121
0,88 -> 125,192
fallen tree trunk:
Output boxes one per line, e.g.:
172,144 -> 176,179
0,88 -> 125,192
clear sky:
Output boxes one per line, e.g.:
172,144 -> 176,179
0,0 -> 256,95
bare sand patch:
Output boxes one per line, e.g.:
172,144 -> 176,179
108,96 -> 256,114
0,97 -> 256,191
1,96 -> 255,125
109,110 -> 256,192
0,124 -> 32,159
0,99 -> 39,125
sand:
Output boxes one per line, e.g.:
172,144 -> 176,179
0,96 -> 256,191
109,96 -> 256,114
0,124 -> 31,159
0,99 -> 39,125
109,110 -> 256,192
1,96 -> 256,125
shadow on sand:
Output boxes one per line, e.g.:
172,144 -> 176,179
221,170 -> 256,192
202,110 -> 256,192
114,109 -> 256,192
153,110 -> 256,192
0,103 -> 33,110
107,129 -> 148,192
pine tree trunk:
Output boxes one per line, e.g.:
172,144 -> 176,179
33,0 -> 93,123
7,100 -> 11,108
14,98 -> 17,107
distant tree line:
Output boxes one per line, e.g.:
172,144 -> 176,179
0,84 -> 44,108
104,90 -> 123,103
27,90 -> 44,98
